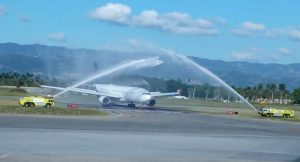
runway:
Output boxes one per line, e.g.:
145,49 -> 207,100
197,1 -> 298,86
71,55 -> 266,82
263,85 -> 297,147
0,109 -> 300,162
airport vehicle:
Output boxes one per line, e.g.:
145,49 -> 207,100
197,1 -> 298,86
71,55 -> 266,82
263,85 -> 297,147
173,96 -> 188,99
19,96 -> 55,107
258,107 -> 294,118
41,84 -> 178,107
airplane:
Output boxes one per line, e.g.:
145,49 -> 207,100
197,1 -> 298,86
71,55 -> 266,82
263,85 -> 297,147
41,84 -> 179,108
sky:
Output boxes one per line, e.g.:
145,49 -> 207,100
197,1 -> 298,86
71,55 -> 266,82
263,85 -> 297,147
0,0 -> 300,64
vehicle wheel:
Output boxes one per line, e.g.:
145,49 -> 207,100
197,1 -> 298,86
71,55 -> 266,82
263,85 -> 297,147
29,102 -> 35,107
45,103 -> 51,108
24,102 -> 29,107
286,114 -> 290,118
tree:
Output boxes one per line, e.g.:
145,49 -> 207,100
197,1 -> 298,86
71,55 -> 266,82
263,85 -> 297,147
203,84 -> 213,100
257,83 -> 263,99
284,89 -> 289,104
292,88 -> 300,104
269,84 -> 277,103
0,72 -> 41,87
252,86 -> 257,102
245,86 -> 252,100
213,88 -> 221,100
278,83 -> 286,104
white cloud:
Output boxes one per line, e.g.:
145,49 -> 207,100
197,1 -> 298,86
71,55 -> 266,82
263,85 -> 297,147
153,12 -> 218,35
264,29 -> 279,38
133,10 -> 162,26
267,28 -> 296,40
288,29 -> 300,41
232,21 -> 266,37
47,32 -> 66,42
91,3 -> 131,24
264,28 -> 291,39
90,3 -> 221,35
277,48 -> 290,55
264,28 -> 300,41
242,21 -> 266,31
0,4 -> 6,16
231,50 -> 259,62
163,12 -> 192,24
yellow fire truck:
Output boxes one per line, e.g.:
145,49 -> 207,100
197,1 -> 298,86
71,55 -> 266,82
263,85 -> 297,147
258,107 -> 295,118
19,96 -> 55,107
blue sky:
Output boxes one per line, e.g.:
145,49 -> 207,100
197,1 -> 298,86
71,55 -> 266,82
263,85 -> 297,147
0,0 -> 300,64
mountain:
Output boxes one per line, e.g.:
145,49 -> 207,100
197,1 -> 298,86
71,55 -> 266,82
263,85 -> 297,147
0,42 -> 300,90
190,57 -> 300,90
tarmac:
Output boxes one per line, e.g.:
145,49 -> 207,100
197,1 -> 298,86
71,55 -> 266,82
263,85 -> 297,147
0,108 -> 300,162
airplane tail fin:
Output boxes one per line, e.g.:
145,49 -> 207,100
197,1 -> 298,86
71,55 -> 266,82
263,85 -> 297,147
176,89 -> 182,95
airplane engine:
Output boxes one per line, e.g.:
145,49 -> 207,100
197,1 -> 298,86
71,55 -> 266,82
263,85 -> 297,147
147,99 -> 156,107
99,96 -> 110,106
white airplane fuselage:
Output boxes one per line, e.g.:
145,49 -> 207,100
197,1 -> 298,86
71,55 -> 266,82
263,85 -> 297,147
95,84 -> 153,106
41,83 -> 178,107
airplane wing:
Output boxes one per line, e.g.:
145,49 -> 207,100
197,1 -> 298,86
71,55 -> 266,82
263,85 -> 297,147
41,85 -> 120,98
150,92 -> 179,97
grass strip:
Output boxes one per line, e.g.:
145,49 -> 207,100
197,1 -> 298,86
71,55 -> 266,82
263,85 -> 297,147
0,105 -> 108,116
0,87 -> 28,96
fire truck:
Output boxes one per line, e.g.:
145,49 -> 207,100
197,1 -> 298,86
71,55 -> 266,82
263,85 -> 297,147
19,96 -> 55,107
258,107 -> 294,118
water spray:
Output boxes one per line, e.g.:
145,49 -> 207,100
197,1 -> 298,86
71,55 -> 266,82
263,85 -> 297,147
54,57 -> 163,97
178,55 -> 257,111
159,48 -> 257,111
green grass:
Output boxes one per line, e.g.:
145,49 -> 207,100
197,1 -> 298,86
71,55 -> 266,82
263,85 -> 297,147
157,98 -> 250,108
252,103 -> 300,110
0,98 -> 108,116
0,87 -> 28,96
1,87 -> 299,121
0,105 -> 108,116
156,98 -> 300,122
0,87 -> 108,116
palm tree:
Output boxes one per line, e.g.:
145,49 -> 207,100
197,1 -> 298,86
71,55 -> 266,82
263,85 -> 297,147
265,84 -> 271,99
252,86 -> 257,102
257,83 -> 263,100
245,86 -> 252,101
269,84 -> 277,103
278,83 -> 286,104
213,88 -> 220,100
284,89 -> 289,104
204,85 -> 211,100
